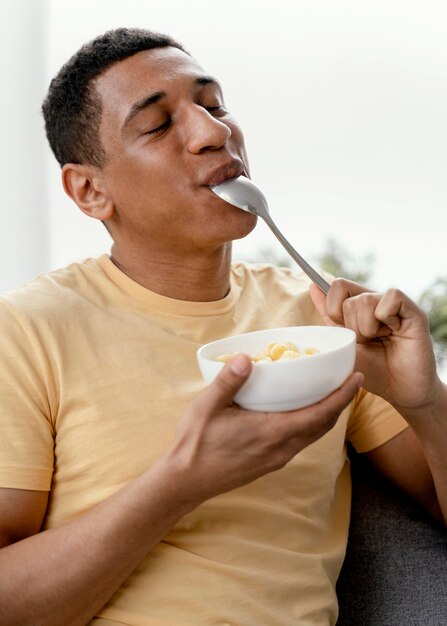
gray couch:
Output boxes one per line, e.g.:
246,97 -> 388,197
336,449 -> 447,625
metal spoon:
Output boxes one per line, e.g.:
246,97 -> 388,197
211,176 -> 330,294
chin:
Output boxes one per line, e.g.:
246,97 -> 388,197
232,212 -> 258,240
197,208 -> 257,247
223,207 -> 257,234
231,226 -> 257,243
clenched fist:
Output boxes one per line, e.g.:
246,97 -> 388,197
310,279 -> 443,419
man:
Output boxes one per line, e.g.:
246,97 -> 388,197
0,27 -> 445,626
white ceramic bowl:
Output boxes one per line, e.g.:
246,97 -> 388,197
197,326 -> 356,412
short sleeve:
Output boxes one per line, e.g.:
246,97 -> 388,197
0,301 -> 55,490
347,387 -> 409,453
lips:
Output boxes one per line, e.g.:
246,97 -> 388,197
201,160 -> 246,187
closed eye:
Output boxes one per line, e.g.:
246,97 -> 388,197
204,105 -> 227,115
146,119 -> 171,135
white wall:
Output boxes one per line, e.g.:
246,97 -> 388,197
2,0 -> 447,300
0,0 -> 49,291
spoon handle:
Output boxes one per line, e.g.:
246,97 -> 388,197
262,214 -> 330,294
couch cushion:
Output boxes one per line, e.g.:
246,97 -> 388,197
336,450 -> 447,625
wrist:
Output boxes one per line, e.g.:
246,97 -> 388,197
155,446 -> 209,514
397,378 -> 447,430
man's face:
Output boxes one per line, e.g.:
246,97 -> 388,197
94,46 -> 257,253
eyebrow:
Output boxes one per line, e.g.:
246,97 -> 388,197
121,91 -> 166,133
121,76 -> 221,133
196,76 -> 219,88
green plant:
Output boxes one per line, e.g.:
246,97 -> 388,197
419,277 -> 447,365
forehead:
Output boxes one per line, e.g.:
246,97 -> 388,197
95,47 -> 211,118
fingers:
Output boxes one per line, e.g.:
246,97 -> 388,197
334,286 -> 427,341
280,372 -> 364,440
325,372 -> 365,409
325,278 -> 373,325
341,292 -> 391,341
374,288 -> 428,332
311,278 -> 386,340
311,278 -> 373,327
309,283 -> 336,326
195,354 -> 253,415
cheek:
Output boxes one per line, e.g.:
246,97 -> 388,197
105,152 -> 167,201
227,117 -> 248,152
118,146 -> 185,192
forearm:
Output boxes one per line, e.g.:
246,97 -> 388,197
0,454 -> 198,626
400,380 -> 447,525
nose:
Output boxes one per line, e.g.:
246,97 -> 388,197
184,106 -> 232,154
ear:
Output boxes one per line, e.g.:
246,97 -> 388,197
61,163 -> 114,221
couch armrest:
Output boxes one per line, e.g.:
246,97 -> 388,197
336,448 -> 447,625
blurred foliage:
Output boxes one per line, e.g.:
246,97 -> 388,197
315,238 -> 375,285
234,244 -> 293,268
419,277 -> 447,365
235,238 -> 375,282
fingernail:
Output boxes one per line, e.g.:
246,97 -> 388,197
354,372 -> 364,386
230,354 -> 251,376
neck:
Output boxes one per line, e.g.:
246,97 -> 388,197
109,241 -> 233,302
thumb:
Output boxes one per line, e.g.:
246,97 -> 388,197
309,283 -> 336,327
201,354 -> 253,414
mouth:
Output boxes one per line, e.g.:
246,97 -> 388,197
201,160 -> 246,188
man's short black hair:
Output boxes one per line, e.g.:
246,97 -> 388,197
42,27 -> 186,168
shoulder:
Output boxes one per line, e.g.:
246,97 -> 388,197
0,257 -> 105,317
231,261 -> 326,326
231,261 -> 311,293
0,257 -> 107,336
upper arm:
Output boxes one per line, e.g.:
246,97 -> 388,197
363,426 -> 444,523
0,488 -> 49,548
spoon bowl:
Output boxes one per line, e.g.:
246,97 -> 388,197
212,176 -> 330,294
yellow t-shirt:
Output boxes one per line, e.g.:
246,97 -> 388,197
0,256 -> 408,626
